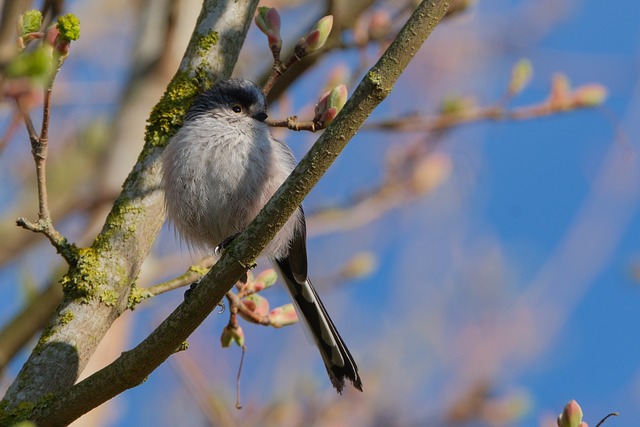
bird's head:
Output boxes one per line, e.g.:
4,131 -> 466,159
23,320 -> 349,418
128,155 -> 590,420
186,78 -> 268,126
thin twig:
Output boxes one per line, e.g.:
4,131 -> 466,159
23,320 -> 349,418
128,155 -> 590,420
13,58 -> 76,264
235,345 -> 246,410
595,412 -> 619,427
14,222 -> 74,267
262,48 -> 305,95
142,256 -> 216,299
362,101 -> 594,133
226,291 -> 271,326
35,61 -> 64,221
266,115 -> 323,132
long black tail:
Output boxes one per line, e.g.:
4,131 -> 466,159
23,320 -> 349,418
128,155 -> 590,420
274,258 -> 363,393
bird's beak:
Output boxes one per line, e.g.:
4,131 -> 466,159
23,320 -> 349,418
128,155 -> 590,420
253,112 -> 268,122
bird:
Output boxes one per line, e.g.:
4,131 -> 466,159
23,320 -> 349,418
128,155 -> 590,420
162,78 -> 362,393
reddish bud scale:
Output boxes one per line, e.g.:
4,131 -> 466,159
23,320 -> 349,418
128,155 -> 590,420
268,304 -> 299,328
255,269 -> 278,288
302,15 -> 333,52
571,84 -> 607,107
255,7 -> 282,51
314,90 -> 331,120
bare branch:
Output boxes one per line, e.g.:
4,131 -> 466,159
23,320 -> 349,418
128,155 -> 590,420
363,100 -> 603,133
11,26 -> 79,261
262,48 -> 304,95
266,115 -> 323,132
595,412 -> 619,427
141,256 -> 215,299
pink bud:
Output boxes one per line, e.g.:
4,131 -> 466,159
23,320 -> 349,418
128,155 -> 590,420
254,268 -> 277,289
508,58 -> 533,95
557,400 -> 585,427
320,107 -> 339,125
352,15 -> 369,46
368,9 -> 391,39
242,294 -> 270,317
220,326 -> 233,348
255,7 -> 282,50
327,84 -> 347,110
231,325 -> 244,347
302,15 -> 333,52
339,252 -> 377,279
319,84 -> 347,125
411,152 -> 452,194
268,304 -> 298,328
571,84 -> 607,107
314,90 -> 331,119
244,280 -> 264,294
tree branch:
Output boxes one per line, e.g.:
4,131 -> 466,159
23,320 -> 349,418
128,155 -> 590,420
20,0 -> 453,424
139,256 -> 215,300
13,50 -> 77,264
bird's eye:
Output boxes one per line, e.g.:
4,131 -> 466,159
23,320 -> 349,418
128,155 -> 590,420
231,104 -> 242,113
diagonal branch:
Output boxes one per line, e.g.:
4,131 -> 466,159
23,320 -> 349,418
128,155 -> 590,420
23,0 -> 453,424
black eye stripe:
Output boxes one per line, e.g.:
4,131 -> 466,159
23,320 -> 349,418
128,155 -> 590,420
224,88 -> 256,110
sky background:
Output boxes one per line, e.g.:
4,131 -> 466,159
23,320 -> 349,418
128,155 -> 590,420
1,0 -> 640,426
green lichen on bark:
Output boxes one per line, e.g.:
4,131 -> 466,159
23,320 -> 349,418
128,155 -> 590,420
59,311 -> 74,325
195,31 -> 219,57
60,248 -> 105,300
0,392 -> 56,425
127,286 -> 152,310
145,71 -> 201,146
188,265 -> 210,276
144,29 -> 219,147
92,194 -> 142,252
99,290 -> 118,307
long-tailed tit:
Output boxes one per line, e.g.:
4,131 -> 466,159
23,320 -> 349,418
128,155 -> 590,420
162,78 -> 362,393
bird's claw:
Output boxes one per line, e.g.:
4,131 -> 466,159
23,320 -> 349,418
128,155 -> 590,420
214,233 -> 240,256
183,282 -> 199,301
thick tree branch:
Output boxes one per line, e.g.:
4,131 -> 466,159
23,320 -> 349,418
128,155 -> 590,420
20,1 -> 452,424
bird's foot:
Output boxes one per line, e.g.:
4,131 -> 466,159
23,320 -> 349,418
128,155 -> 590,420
183,281 -> 199,301
214,233 -> 240,256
